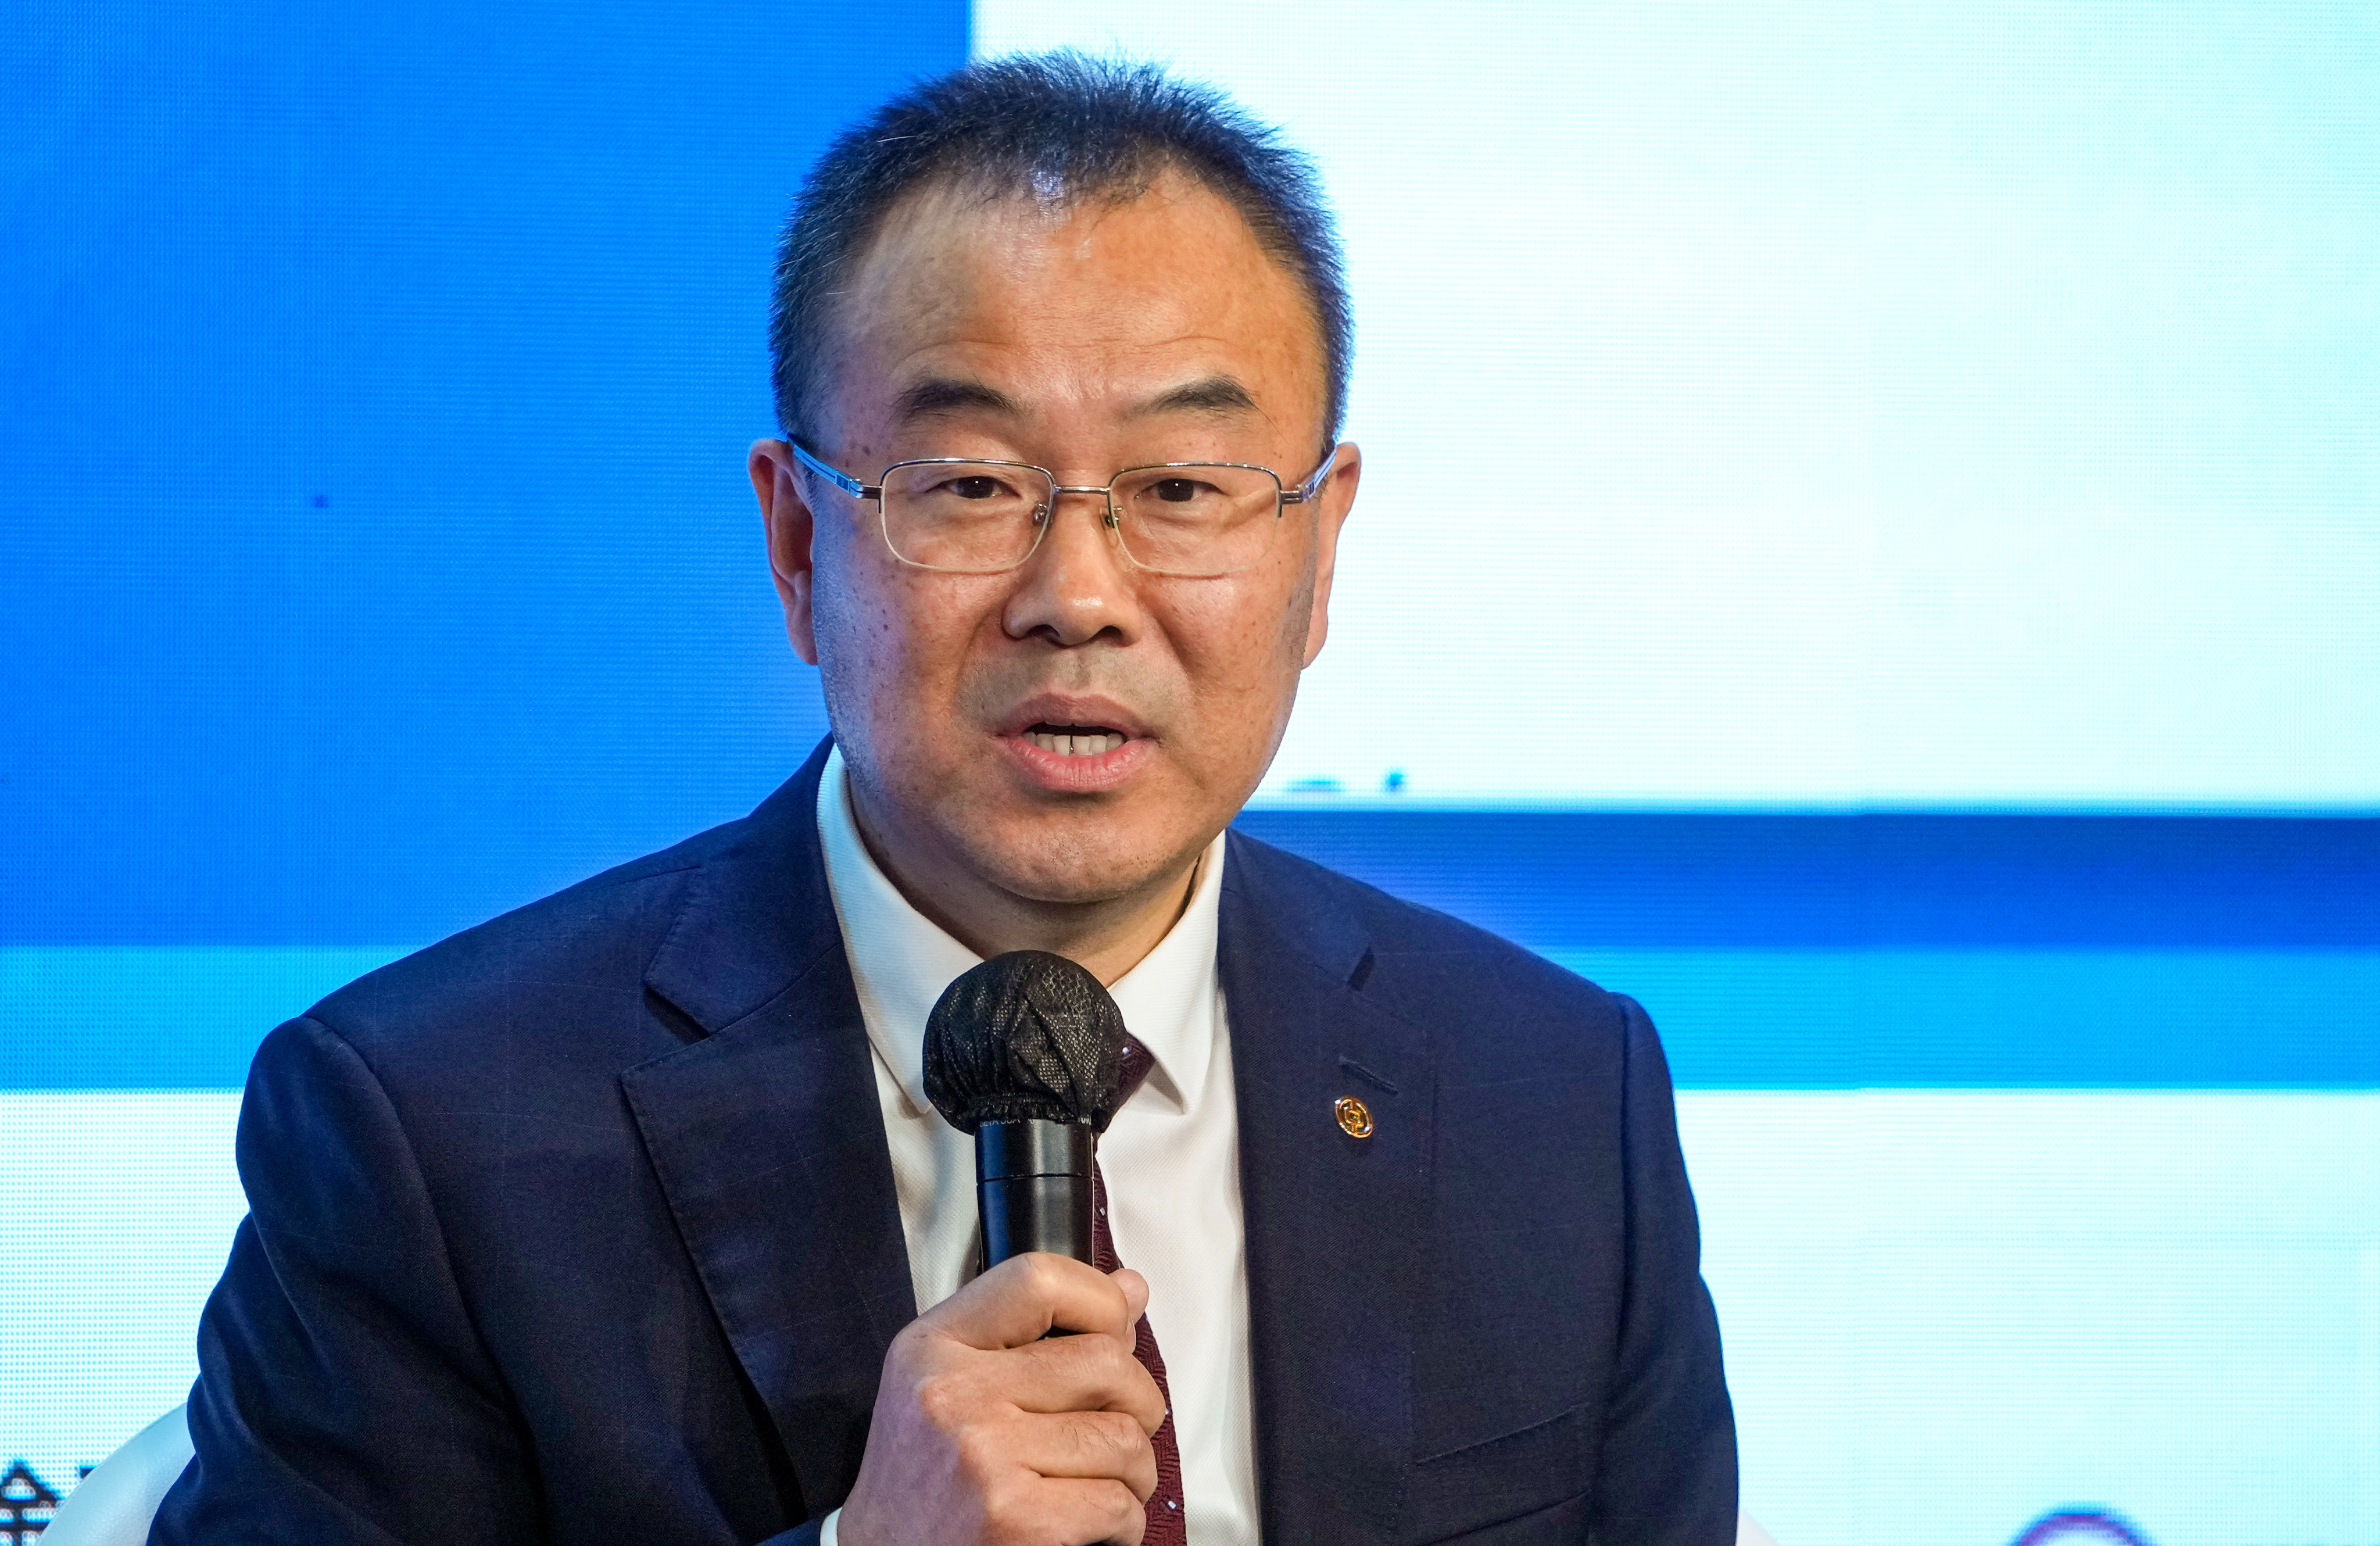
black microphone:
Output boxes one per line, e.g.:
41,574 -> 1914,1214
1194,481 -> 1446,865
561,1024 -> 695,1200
924,950 -> 1129,1267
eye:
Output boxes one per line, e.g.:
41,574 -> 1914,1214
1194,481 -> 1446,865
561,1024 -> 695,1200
944,475 -> 1005,500
1150,478 -> 1211,503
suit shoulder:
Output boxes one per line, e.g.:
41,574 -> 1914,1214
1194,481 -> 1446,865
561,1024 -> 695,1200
299,815 -> 751,1069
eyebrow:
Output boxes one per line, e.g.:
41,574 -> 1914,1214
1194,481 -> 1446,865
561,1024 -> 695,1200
892,377 -> 1024,423
887,372 -> 1261,425
1131,375 -> 1260,418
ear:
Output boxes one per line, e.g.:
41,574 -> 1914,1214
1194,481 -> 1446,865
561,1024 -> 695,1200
750,439 -> 820,666
1300,442 -> 1361,668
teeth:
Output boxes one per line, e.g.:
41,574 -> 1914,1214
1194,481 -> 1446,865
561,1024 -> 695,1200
1026,729 -> 1128,756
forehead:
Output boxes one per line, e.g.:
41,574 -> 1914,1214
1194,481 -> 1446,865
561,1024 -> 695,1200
820,171 -> 1327,445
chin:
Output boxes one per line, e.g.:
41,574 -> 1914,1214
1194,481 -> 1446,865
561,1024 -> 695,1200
958,807 -> 1205,908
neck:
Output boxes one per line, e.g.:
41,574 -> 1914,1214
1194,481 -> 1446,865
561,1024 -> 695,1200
844,776 -> 1204,987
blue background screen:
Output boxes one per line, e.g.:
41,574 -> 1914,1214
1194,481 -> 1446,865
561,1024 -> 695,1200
4,5 -> 2375,1543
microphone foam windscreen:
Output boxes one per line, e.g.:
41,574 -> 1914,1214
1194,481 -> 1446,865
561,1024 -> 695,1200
923,950 -> 1128,1135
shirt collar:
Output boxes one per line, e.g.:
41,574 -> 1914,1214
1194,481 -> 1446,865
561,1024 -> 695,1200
815,746 -> 1225,1122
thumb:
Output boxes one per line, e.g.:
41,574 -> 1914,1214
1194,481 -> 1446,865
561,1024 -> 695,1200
1108,1266 -> 1150,1352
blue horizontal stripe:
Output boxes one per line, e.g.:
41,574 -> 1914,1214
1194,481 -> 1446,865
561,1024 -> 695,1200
6,944 -> 2374,1089
1232,810 -> 2380,948
2,948 -> 411,1090
1549,947 -> 2380,1088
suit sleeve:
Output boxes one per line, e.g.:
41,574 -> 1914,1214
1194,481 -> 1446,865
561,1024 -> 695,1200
150,1015 -> 541,1545
1589,993 -> 1738,1543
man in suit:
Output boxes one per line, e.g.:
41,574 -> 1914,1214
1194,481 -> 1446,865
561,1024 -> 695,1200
154,53 -> 1734,1545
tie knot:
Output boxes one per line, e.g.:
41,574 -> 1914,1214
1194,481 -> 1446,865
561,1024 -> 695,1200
1115,1036 -> 1157,1107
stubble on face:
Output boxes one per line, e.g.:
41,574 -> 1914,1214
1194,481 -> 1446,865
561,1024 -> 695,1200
798,170 -> 1348,951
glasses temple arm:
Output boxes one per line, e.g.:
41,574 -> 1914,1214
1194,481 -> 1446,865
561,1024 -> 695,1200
788,439 -> 878,499
1282,445 -> 1341,504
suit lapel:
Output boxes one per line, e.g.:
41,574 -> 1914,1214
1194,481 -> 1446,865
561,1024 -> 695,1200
1222,832 -> 1434,1544
615,774 -> 1438,1533
621,741 -> 912,1517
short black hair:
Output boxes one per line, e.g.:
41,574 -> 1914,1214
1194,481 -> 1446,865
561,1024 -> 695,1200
769,51 -> 1352,450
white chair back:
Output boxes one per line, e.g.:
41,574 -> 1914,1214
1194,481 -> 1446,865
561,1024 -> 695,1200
37,1404 -> 192,1546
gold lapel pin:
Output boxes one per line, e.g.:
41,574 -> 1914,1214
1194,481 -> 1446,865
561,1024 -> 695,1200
1333,1095 -> 1375,1139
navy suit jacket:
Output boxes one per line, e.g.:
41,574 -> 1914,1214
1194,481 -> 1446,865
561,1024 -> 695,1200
155,740 -> 1734,1544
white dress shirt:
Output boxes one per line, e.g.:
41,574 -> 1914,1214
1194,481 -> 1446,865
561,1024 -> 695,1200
814,748 -> 1258,1546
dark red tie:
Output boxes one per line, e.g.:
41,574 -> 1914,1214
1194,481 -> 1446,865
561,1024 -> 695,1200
1096,1037 -> 1187,1544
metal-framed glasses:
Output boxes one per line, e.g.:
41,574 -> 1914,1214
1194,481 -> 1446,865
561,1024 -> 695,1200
790,441 -> 1339,578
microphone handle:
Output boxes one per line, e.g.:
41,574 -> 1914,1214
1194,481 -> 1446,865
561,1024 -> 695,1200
975,1119 -> 1096,1266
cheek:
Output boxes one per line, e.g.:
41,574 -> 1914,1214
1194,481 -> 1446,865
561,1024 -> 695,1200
812,532 -> 1003,741
1158,568 -> 1316,706
810,529 -> 918,737
810,528 -> 882,661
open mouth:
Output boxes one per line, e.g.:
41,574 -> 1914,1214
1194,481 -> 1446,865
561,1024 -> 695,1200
1023,723 -> 1128,757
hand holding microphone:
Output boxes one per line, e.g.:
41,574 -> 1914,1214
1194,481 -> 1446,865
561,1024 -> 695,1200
836,953 -> 1165,1546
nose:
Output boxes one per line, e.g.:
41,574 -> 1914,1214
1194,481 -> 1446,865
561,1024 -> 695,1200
1000,486 -> 1143,647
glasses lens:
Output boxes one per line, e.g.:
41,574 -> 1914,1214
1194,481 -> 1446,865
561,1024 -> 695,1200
1110,465 -> 1283,576
880,461 -> 1054,572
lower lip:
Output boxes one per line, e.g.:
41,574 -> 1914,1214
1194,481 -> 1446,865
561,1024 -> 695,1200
1000,732 -> 1153,793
